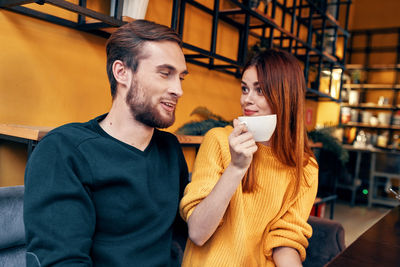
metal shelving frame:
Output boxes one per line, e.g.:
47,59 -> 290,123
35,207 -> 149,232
2,0 -> 352,102
171,0 -> 352,102
1,0 -> 126,38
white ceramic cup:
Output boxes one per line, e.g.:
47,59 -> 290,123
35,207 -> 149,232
238,114 -> 277,142
348,90 -> 359,105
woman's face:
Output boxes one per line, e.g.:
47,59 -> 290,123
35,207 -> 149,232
240,66 -> 272,116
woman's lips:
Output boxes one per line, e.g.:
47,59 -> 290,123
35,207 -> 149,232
244,110 -> 257,116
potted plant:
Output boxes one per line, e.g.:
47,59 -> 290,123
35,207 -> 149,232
176,107 -> 232,136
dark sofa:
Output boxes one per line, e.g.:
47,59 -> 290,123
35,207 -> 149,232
0,186 -> 345,267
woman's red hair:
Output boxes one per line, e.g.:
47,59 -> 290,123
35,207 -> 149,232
242,49 -> 314,195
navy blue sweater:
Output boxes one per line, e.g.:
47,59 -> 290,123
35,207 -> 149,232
24,115 -> 188,267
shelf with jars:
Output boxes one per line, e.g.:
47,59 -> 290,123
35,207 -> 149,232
340,27 -> 400,150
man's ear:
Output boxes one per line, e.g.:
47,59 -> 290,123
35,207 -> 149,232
112,60 -> 131,88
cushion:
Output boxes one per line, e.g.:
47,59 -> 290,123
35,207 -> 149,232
0,245 -> 26,267
304,216 -> 345,267
0,186 -> 25,250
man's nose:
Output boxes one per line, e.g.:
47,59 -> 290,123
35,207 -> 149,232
169,78 -> 183,98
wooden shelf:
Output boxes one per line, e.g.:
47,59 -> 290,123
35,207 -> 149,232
347,64 -> 400,70
343,84 -> 400,90
341,122 -> 400,130
341,103 -> 397,110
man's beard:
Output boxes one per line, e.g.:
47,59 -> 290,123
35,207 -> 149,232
126,82 -> 175,129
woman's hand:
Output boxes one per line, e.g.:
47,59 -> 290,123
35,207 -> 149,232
229,119 -> 258,171
186,120 -> 257,246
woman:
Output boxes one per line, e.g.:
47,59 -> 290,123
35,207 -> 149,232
179,49 -> 318,267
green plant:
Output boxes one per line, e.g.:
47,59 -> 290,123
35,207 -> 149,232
176,107 -> 232,136
308,127 -> 349,166
247,38 -> 271,62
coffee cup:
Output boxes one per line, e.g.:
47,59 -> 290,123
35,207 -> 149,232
238,114 -> 277,142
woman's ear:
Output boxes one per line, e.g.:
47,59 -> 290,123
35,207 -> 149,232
112,60 -> 131,88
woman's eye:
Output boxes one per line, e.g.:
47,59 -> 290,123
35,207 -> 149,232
241,86 -> 249,93
256,87 -> 263,95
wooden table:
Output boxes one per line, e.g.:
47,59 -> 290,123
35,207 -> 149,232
0,124 -> 53,157
0,124 -> 204,157
326,205 -> 400,266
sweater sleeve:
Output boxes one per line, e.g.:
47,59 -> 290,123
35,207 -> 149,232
24,133 -> 95,267
179,128 -> 230,222
263,158 -> 319,262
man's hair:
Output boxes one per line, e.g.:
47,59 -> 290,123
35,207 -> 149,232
106,20 -> 182,98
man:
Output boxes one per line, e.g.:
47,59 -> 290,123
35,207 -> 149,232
24,20 -> 189,267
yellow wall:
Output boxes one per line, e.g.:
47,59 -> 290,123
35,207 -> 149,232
5,0 -> 397,186
349,0 -> 400,30
0,0 -> 243,185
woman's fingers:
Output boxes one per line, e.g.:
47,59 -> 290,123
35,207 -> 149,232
230,131 -> 254,147
232,119 -> 248,136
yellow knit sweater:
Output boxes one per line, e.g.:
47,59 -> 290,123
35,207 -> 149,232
180,126 -> 318,267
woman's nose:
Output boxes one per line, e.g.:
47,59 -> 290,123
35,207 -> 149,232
243,90 -> 255,104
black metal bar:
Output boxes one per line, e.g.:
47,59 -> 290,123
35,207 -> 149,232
77,0 -> 86,25
288,0 -> 297,53
113,0 -> 123,20
6,5 -> 78,28
0,0 -> 35,7
209,0 -> 220,68
184,54 -> 208,59
76,22 -> 114,31
186,58 -> 239,77
45,0 -> 124,27
347,32 -> 354,64
296,0 -> 350,37
344,0 -> 350,31
314,2 -> 327,94
279,0 -> 287,48
171,0 -> 179,30
304,3 -> 314,87
241,10 -> 250,65
294,0 -> 303,56
271,0 -> 277,19
341,32 -> 348,66
183,42 -> 241,67
393,29 -> 400,120
211,64 -> 239,69
177,0 -> 186,36
227,0 -> 344,66
365,32 -> 372,67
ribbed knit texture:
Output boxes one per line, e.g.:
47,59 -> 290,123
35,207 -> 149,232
180,126 -> 318,267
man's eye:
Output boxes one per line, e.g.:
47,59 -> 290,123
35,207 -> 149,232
160,72 -> 170,77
